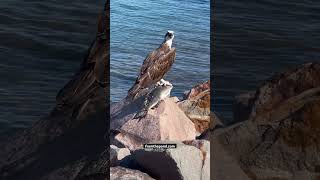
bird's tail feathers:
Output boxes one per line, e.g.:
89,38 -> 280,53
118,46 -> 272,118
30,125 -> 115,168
128,84 -> 141,100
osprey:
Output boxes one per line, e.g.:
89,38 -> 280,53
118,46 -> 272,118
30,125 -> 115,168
128,31 -> 176,99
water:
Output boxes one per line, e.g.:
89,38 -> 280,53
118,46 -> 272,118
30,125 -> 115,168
214,0 -> 320,123
2,0 -> 319,135
0,0 -> 104,136
110,0 -> 210,102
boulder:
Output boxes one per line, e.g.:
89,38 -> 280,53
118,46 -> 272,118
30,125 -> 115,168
132,141 -> 210,180
233,63 -> 320,124
178,81 -> 211,134
182,140 -> 210,180
110,167 -> 155,180
110,97 -> 197,151
110,145 -> 131,167
214,63 -> 320,179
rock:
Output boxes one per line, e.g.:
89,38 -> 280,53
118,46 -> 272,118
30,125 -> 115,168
184,81 -> 210,100
74,149 -> 110,180
212,138 -> 250,180
178,81 -> 211,134
214,63 -> 320,179
39,160 -> 88,180
233,91 -> 255,124
196,112 -> 222,140
132,141 -> 209,180
110,145 -> 131,167
40,150 -> 110,180
235,63 -> 320,120
182,140 -> 210,180
110,97 -> 197,151
0,3 -> 110,180
211,112 -> 223,129
110,167 -> 155,180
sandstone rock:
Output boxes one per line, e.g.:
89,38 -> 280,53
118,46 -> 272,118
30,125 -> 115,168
110,145 -> 131,167
184,81 -> 210,100
132,141 -> 209,180
110,167 -> 155,180
178,81 -> 211,134
110,97 -> 197,151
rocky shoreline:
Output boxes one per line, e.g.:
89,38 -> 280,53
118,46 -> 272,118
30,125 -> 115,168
109,80 -> 211,180
0,0 -> 320,179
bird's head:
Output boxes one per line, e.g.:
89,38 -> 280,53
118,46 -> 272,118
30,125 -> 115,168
164,31 -> 174,41
164,31 -> 174,48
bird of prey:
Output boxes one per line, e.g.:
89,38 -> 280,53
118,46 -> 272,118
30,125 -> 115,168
128,31 -> 176,99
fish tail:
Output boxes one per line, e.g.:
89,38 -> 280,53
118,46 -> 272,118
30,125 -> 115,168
133,110 -> 147,120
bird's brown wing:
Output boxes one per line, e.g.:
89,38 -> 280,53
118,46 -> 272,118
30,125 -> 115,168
149,47 -> 176,81
137,49 -> 163,79
128,47 -> 176,99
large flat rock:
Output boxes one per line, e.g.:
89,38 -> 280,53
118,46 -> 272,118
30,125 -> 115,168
132,141 -> 210,180
111,97 -> 196,151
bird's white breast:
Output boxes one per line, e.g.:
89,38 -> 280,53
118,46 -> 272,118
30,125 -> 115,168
165,39 -> 173,49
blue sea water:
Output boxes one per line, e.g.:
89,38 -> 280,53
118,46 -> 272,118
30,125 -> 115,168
110,0 -> 211,101
0,0 -> 104,136
214,0 -> 320,122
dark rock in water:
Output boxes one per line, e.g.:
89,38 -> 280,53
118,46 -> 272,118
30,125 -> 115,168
214,62 -> 320,179
0,2 -> 109,180
110,166 -> 155,180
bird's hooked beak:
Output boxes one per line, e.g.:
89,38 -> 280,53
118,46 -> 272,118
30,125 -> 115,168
164,30 -> 174,40
167,30 -> 174,39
